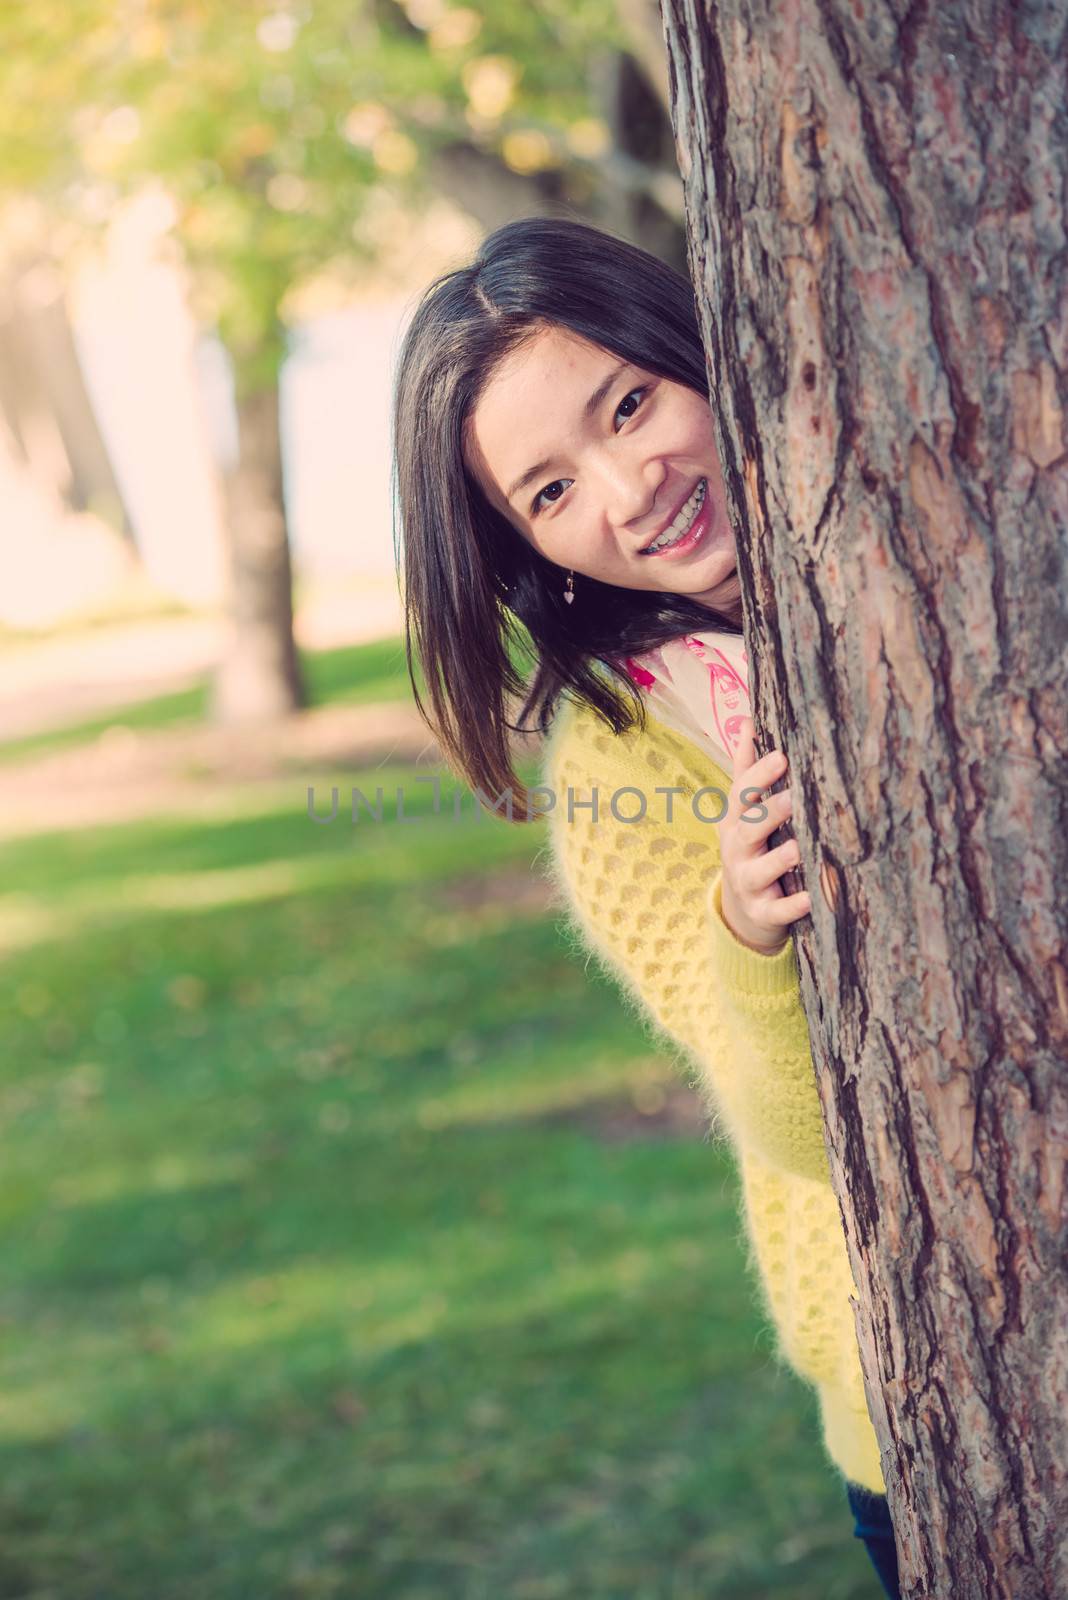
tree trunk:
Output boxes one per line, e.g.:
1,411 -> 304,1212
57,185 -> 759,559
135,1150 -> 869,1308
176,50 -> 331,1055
212,380 -> 305,724
659,1 -> 1068,1594
0,256 -> 135,538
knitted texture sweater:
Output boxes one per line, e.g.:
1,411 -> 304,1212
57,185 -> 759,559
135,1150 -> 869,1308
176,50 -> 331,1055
540,695 -> 886,1496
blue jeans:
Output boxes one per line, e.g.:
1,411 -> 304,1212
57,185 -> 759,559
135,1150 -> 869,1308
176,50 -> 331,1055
846,1481 -> 901,1599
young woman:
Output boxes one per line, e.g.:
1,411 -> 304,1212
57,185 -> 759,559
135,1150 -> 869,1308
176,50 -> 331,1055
392,215 -> 901,1599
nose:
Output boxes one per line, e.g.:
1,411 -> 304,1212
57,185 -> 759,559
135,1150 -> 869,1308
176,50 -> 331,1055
593,449 -> 668,530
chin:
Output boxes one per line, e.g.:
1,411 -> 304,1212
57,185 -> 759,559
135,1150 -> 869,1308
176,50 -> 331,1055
688,570 -> 741,612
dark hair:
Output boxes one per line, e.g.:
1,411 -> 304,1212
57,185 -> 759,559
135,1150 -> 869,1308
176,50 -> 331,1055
391,214 -> 742,822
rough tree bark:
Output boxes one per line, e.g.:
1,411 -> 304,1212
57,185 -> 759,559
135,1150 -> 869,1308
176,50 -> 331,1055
658,1 -> 1068,1595
211,380 -> 305,724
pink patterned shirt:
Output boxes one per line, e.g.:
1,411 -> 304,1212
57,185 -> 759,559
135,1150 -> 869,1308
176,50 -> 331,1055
621,630 -> 751,776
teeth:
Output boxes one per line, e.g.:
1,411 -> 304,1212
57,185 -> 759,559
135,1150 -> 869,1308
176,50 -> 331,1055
645,478 -> 707,552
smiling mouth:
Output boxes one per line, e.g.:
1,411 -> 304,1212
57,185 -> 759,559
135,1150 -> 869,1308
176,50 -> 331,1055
639,478 -> 708,554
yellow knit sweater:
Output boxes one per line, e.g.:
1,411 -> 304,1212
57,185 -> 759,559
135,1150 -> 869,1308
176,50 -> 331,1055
540,695 -> 886,1496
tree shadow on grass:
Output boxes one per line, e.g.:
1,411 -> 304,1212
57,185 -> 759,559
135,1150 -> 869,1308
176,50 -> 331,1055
0,1191 -> 866,1600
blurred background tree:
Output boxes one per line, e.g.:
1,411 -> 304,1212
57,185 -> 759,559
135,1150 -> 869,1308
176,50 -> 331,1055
0,0 -> 686,719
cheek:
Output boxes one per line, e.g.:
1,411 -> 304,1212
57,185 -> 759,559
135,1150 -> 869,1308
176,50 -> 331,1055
655,392 -> 710,455
682,416 -> 722,486
519,522 -> 565,568
681,398 -> 717,451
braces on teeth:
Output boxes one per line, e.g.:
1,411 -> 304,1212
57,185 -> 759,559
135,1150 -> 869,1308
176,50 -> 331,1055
645,478 -> 706,552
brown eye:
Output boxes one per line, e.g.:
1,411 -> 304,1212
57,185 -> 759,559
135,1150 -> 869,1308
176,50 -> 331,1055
614,387 -> 647,426
531,479 -> 571,515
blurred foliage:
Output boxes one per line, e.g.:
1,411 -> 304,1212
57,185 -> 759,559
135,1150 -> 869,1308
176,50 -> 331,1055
0,0 -> 627,386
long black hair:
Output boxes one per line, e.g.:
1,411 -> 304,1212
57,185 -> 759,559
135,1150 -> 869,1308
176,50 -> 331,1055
391,214 -> 742,821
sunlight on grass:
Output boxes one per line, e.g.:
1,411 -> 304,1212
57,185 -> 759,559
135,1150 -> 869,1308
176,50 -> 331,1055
0,635 -> 418,766
0,767 -> 553,954
0,1378 -> 91,1441
51,1152 -> 253,1209
413,1050 -> 672,1129
0,643 -> 878,1597
169,1261 -> 391,1354
2,862 -> 333,951
0,895 -> 54,954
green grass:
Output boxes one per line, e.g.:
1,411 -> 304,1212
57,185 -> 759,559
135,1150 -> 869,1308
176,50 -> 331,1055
0,658 -> 882,1598
0,635 -> 419,768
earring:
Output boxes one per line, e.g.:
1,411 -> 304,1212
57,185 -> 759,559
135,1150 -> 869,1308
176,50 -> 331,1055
563,570 -> 575,605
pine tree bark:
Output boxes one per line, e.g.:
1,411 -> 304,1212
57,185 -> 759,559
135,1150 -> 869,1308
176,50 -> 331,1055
211,380 -> 305,724
658,2 -> 1068,1594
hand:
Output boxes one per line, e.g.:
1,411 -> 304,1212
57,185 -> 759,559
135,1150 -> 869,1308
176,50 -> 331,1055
714,715 -> 812,955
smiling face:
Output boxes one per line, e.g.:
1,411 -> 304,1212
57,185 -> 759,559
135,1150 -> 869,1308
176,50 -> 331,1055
463,323 -> 741,615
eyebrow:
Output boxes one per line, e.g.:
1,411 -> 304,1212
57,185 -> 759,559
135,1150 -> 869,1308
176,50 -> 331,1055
504,359 -> 633,505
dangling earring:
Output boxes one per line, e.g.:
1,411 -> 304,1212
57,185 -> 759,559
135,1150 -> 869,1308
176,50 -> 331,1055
563,570 -> 575,605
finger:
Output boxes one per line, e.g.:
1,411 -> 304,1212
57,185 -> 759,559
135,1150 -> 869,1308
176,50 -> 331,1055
768,836 -> 802,873
745,865 -> 787,903
739,751 -> 787,799
736,848 -> 784,898
736,716 -> 777,772
740,839 -> 799,896
736,782 -> 791,833
737,780 -> 788,816
764,888 -> 813,925
730,716 -> 754,778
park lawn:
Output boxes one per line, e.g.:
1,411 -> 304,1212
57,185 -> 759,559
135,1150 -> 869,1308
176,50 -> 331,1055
0,694 -> 880,1597
0,635 -> 418,768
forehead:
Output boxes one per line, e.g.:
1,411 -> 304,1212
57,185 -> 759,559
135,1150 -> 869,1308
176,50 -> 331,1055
465,325 -> 614,509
